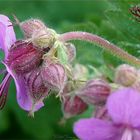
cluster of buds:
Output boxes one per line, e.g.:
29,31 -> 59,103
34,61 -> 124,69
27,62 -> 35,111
6,17 -> 140,120
5,18 -> 80,115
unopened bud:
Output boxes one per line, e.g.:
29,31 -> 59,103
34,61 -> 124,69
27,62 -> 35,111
20,18 -> 46,38
6,40 -> 44,74
62,96 -> 88,119
115,64 -> 137,86
32,28 -> 57,49
73,64 -> 89,81
41,58 -> 67,93
25,68 -> 49,102
77,79 -> 111,105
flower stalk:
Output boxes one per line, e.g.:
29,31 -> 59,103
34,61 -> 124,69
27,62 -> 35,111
59,31 -> 140,67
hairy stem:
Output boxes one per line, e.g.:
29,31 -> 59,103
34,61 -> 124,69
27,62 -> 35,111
59,31 -> 140,67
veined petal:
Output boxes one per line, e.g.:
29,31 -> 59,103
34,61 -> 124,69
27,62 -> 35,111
15,75 -> 44,112
0,22 -> 6,51
4,63 -> 44,112
0,15 -> 16,57
107,88 -> 140,128
133,129 -> 140,140
74,118 -> 121,140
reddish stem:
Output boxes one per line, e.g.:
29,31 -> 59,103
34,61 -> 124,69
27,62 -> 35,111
59,31 -> 140,67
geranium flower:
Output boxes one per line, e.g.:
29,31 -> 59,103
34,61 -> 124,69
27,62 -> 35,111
74,88 -> 140,140
0,15 -> 46,112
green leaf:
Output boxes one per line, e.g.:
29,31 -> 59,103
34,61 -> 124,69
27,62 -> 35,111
106,10 -> 140,43
0,112 -> 9,133
117,42 -> 140,58
55,41 -> 69,65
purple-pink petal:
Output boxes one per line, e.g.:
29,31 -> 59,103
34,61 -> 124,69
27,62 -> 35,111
4,63 -> 44,112
0,22 -> 6,51
74,118 -> 121,140
0,15 -> 16,57
15,75 -> 44,112
107,87 -> 140,128
133,129 -> 140,140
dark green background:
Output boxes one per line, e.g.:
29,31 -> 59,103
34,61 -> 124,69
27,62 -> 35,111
0,0 -> 140,139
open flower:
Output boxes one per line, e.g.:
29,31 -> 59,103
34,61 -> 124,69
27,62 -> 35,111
74,88 -> 140,140
0,15 -> 46,112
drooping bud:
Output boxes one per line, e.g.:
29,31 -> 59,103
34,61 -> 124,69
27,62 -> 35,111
6,40 -> 44,74
25,68 -> 49,102
62,95 -> 88,119
77,79 -> 111,105
41,58 -> 67,93
32,28 -> 57,49
65,43 -> 76,62
115,64 -> 137,86
20,18 -> 46,38
73,64 -> 89,81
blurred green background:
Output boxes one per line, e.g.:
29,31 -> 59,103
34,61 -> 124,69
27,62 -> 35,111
0,0 -> 140,139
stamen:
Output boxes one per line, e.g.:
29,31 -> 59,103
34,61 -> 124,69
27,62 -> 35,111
0,73 -> 12,109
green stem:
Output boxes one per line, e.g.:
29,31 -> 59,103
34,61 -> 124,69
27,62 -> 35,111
59,31 -> 140,67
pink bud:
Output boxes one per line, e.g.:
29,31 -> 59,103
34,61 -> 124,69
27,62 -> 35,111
62,96 -> 88,119
73,64 -> 89,81
20,19 -> 46,38
25,68 -> 49,102
131,71 -> 140,92
77,79 -> 111,105
32,29 -> 56,49
115,64 -> 137,86
41,58 -> 67,93
6,40 -> 44,74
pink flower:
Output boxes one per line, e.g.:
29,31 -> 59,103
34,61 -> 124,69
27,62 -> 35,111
74,88 -> 140,140
0,15 -> 47,112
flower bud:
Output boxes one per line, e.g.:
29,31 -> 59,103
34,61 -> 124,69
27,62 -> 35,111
25,68 -> 49,102
32,28 -> 56,49
73,64 -> 89,81
65,43 -> 76,62
131,70 -> 140,92
6,40 -> 44,74
41,58 -> 67,93
77,79 -> 111,105
115,64 -> 137,86
62,96 -> 88,119
20,19 -> 46,38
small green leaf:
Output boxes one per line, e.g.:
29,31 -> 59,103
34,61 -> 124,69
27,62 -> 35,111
55,41 -> 69,65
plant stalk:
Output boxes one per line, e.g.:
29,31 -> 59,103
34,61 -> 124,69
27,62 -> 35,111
59,31 -> 140,67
